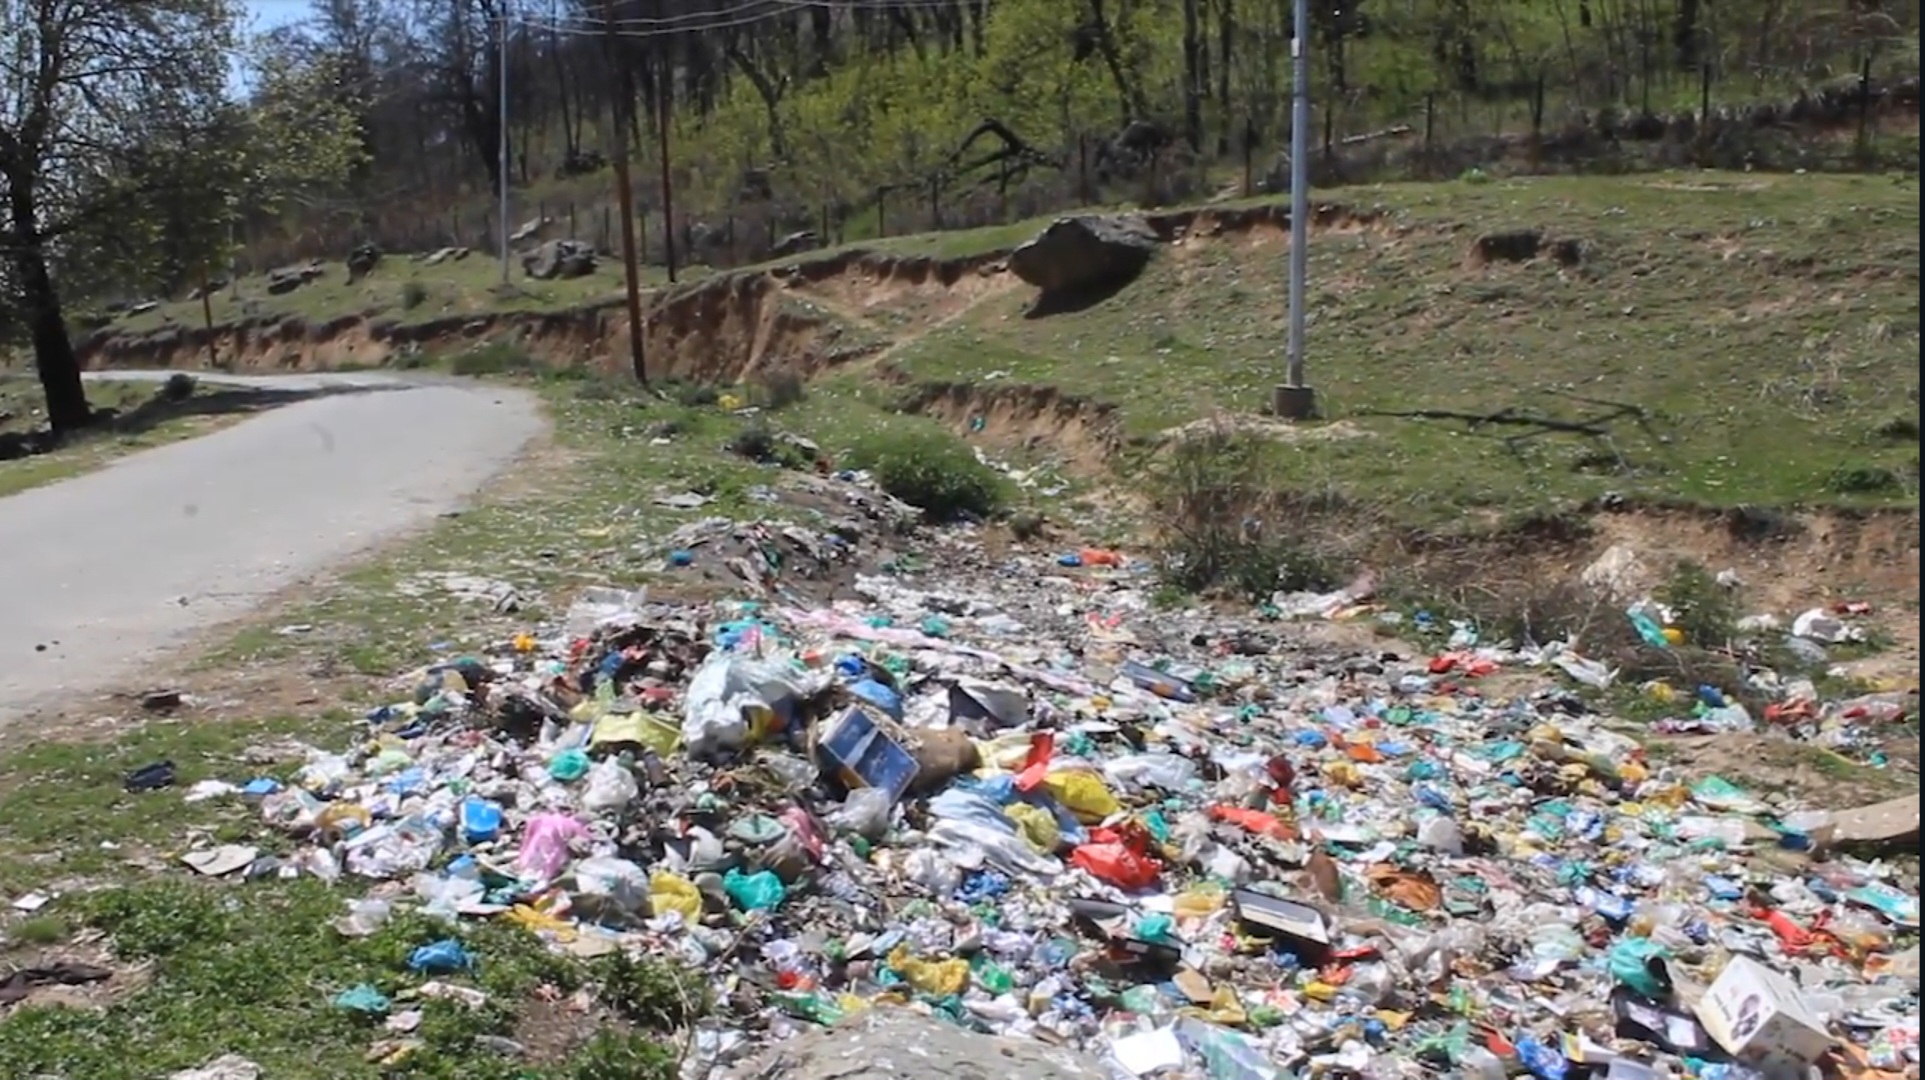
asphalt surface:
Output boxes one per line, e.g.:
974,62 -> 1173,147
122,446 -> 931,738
0,371 -> 545,725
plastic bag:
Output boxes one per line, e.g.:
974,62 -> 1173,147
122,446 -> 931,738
889,945 -> 968,996
1042,769 -> 1121,823
1005,802 -> 1062,854
1103,752 -> 1197,792
682,651 -> 818,757
723,868 -> 787,911
582,758 -> 639,814
649,872 -> 704,924
517,812 -> 587,880
574,855 -> 651,916
1607,937 -> 1671,998
1070,841 -> 1160,889
828,788 -> 895,841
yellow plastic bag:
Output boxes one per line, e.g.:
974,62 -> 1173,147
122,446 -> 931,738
1006,803 -> 1061,854
649,872 -> 704,924
508,904 -> 579,941
592,712 -> 682,755
888,945 -> 968,996
1173,884 -> 1227,919
1043,770 -> 1120,823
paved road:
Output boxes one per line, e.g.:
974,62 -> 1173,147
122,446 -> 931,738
0,371 -> 545,724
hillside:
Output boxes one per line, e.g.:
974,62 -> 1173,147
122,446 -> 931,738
82,170 -> 1921,521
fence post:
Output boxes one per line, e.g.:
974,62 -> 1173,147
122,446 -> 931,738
1530,72 -> 1546,167
1242,118 -> 1255,196
1856,56 -> 1874,159
876,186 -> 887,238
569,201 -> 578,239
1077,135 -> 1090,203
601,206 -> 612,251
1423,92 -> 1436,178
928,176 -> 940,230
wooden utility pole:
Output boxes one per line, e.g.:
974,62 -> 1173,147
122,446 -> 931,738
601,0 -> 649,385
657,62 -> 678,282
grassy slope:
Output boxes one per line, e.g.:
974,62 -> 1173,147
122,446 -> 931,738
884,171 -> 1920,521
100,171 -> 1918,524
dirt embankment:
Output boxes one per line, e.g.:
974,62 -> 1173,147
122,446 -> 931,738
72,202 -> 1374,380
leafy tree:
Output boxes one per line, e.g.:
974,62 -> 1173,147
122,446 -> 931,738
0,0 -> 360,432
0,0 -> 240,431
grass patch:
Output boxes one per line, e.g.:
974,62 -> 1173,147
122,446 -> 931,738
841,427 -> 1009,522
192,361 -> 1014,680
0,376 -> 249,499
884,171 -> 1920,524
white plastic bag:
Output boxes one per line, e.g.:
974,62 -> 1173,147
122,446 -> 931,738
828,788 -> 896,840
582,758 -> 639,814
573,855 -> 651,916
681,651 -> 820,756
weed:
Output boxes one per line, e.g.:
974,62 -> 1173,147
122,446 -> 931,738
666,380 -> 720,408
1872,413 -> 1919,442
750,368 -> 807,410
1150,430 -> 1356,600
400,281 -> 430,310
569,1030 -> 679,1080
843,428 -> 1007,522
1008,508 -> 1046,542
7,915 -> 68,946
1825,462 -> 1908,495
1655,560 -> 1740,649
448,342 -> 536,377
594,951 -> 711,1030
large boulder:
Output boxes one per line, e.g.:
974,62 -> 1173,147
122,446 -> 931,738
1008,215 -> 1160,296
722,1007 -> 1111,1080
520,239 -> 597,280
265,261 -> 325,295
346,243 -> 382,283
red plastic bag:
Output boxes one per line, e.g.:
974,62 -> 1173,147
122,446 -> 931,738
1208,804 -> 1298,841
1071,841 -> 1161,889
1016,731 -> 1055,792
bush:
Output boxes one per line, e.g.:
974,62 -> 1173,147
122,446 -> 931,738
569,1030 -> 679,1080
399,280 -> 430,310
595,952 -> 711,1030
1150,429 -> 1357,600
448,342 -> 535,376
665,379 -> 720,408
749,368 -> 807,410
1655,559 -> 1739,648
844,429 -> 1007,521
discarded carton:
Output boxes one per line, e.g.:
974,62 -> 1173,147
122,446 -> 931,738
1696,955 -> 1834,1065
1829,792 -> 1920,849
814,705 -> 919,805
1230,889 -> 1332,963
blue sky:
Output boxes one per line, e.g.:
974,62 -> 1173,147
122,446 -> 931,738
244,0 -> 306,33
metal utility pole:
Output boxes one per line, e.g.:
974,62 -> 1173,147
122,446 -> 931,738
601,0 -> 649,384
657,63 -> 678,283
497,12 -> 510,285
1273,0 -> 1317,419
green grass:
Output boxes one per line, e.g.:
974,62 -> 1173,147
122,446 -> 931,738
91,249 -> 694,339
883,170 -> 1920,523
198,361 -> 1025,681
0,376 -> 248,498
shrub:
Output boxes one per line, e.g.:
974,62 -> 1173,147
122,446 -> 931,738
844,429 -> 1007,521
399,280 -> 430,310
750,368 -> 807,410
1150,428 -> 1357,600
666,379 -> 720,408
569,1030 -> 679,1080
1655,559 -> 1740,649
595,952 -> 711,1030
448,341 -> 535,376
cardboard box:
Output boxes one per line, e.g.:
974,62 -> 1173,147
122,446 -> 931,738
1695,956 -> 1834,1065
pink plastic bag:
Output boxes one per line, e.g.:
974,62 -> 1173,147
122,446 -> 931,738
517,812 -> 587,880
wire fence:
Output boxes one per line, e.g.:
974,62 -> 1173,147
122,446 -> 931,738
235,62 -> 1920,278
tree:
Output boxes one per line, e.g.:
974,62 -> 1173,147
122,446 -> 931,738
0,0 -> 239,433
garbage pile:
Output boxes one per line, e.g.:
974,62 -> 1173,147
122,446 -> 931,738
187,530 -> 1918,1080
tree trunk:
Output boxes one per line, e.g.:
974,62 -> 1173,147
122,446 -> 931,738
1215,0 -> 1235,155
1181,0 -> 1204,151
4,179 -> 87,431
